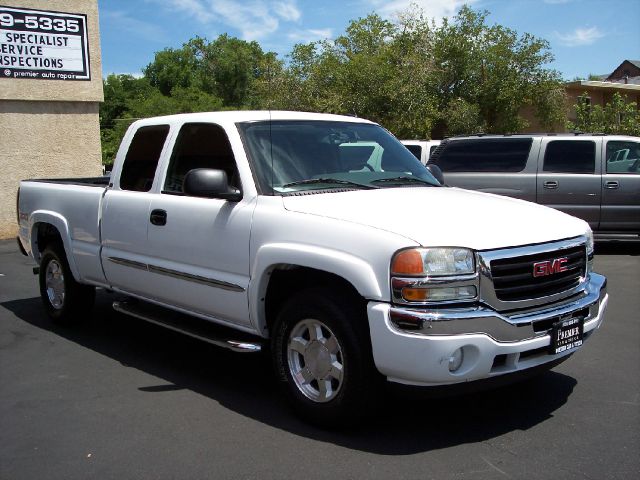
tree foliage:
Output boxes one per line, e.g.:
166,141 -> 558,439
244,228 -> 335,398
100,7 -> 569,164
263,6 -> 564,137
100,35 -> 277,164
567,92 -> 640,136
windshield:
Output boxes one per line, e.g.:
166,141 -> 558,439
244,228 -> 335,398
237,120 -> 440,194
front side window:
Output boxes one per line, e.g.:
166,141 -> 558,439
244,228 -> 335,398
543,140 -> 595,174
120,125 -> 170,192
164,123 -> 240,194
238,121 -> 438,194
431,138 -> 532,173
606,140 -> 640,174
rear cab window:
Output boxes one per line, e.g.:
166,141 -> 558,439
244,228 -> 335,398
119,125 -> 170,191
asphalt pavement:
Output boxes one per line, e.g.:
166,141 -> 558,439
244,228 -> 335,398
1,238 -> 638,479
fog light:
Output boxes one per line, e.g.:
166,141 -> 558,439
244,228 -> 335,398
448,347 -> 464,372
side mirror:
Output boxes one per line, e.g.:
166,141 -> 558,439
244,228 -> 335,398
426,164 -> 445,186
183,169 -> 242,201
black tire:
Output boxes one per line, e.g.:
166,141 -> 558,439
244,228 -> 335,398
271,287 -> 380,426
39,244 -> 95,324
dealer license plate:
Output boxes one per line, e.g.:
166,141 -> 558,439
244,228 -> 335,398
550,316 -> 584,355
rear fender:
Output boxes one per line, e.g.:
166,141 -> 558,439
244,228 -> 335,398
29,211 -> 81,281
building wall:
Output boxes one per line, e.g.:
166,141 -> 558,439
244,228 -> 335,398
0,0 -> 103,239
520,81 -> 640,133
0,101 -> 101,238
565,82 -> 640,124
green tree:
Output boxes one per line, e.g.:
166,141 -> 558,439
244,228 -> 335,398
100,7 -> 569,165
427,6 -> 564,134
143,45 -> 201,95
189,35 -> 276,107
142,35 -> 277,108
567,92 -> 640,136
266,6 -> 564,138
100,35 -> 278,165
100,74 -> 155,165
265,14 -> 438,138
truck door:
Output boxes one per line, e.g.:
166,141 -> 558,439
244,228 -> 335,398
601,139 -> 640,232
143,122 -> 255,328
536,139 -> 601,230
101,124 -> 171,296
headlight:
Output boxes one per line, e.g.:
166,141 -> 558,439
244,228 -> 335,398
391,248 -> 475,277
586,229 -> 594,257
391,248 -> 478,304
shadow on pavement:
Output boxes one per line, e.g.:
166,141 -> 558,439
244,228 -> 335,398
2,292 -> 577,455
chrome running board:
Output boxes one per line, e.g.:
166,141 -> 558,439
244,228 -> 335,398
112,300 -> 263,353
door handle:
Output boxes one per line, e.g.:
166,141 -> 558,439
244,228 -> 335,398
150,209 -> 167,226
604,181 -> 619,190
543,181 -> 558,189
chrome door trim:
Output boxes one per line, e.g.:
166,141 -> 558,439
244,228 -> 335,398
147,265 -> 245,292
107,257 -> 245,292
107,256 -> 148,271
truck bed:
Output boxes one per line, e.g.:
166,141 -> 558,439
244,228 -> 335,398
18,178 -> 109,286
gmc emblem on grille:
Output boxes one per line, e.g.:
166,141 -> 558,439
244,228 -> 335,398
533,257 -> 569,277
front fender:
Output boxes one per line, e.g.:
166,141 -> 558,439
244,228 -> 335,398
249,243 -> 384,335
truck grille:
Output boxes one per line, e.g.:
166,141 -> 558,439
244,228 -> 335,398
490,245 -> 586,301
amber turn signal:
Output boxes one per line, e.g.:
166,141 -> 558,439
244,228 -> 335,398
391,249 -> 423,275
401,287 -> 430,301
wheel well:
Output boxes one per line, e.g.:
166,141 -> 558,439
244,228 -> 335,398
35,223 -> 63,258
264,266 -> 367,333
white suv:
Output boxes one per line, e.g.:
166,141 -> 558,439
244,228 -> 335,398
401,139 -> 441,165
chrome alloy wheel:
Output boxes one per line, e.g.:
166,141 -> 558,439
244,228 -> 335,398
45,259 -> 65,310
287,318 -> 345,403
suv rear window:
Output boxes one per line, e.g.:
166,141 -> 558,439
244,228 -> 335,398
543,140 -> 595,174
431,138 -> 532,173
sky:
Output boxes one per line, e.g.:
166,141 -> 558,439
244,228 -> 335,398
99,0 -> 640,81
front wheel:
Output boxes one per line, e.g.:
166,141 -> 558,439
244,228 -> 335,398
39,244 -> 95,324
271,288 -> 379,426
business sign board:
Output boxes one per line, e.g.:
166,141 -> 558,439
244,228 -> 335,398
0,5 -> 90,81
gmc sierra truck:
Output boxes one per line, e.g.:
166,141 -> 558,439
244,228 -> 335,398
17,111 -> 609,424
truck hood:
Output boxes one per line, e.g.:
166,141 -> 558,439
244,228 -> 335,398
282,187 -> 589,251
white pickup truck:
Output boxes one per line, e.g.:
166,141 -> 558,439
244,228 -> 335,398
17,111 -> 608,424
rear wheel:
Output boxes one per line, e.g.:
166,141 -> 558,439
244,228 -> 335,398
39,244 -> 95,324
271,288 -> 379,426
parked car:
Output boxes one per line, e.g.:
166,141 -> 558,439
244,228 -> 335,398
401,139 -> 441,165
427,134 -> 640,234
17,112 -> 608,425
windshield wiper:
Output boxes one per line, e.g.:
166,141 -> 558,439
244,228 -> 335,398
282,178 -> 376,190
370,176 -> 437,187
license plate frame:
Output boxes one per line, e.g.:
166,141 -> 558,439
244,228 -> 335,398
549,315 -> 584,355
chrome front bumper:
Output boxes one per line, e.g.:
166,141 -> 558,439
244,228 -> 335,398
367,273 -> 608,386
